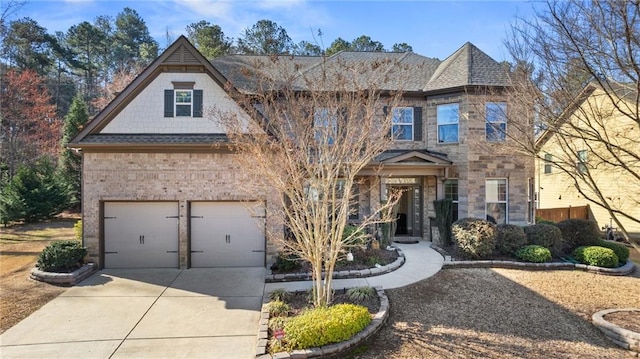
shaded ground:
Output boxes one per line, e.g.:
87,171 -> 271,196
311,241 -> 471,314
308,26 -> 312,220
0,215 -> 79,334
351,267 -> 639,359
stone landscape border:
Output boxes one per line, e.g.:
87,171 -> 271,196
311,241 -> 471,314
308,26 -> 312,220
256,286 -> 389,358
265,248 -> 405,283
30,263 -> 97,286
441,258 -> 636,275
592,308 -> 640,357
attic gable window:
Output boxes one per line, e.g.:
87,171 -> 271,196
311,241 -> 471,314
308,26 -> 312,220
175,90 -> 192,116
164,82 -> 202,118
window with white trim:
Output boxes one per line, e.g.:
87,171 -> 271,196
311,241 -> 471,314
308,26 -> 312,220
175,90 -> 193,117
392,107 -> 414,141
437,103 -> 459,143
486,178 -> 507,224
577,150 -> 588,174
444,179 -> 459,222
544,153 -> 553,174
486,102 -> 507,142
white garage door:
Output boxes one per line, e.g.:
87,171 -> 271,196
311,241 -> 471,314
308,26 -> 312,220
190,201 -> 265,267
104,202 -> 179,268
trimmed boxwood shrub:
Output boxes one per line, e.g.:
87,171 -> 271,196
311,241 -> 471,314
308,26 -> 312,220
36,240 -> 86,272
271,253 -> 301,272
596,240 -> 629,264
573,246 -> 619,268
516,245 -> 552,263
494,224 -> 527,256
523,224 -> 563,257
284,303 -> 371,350
555,219 -> 600,252
452,218 -> 497,259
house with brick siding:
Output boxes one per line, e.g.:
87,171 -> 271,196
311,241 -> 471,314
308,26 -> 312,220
69,36 -> 534,269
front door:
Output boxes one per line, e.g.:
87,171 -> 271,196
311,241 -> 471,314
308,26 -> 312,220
392,185 -> 423,237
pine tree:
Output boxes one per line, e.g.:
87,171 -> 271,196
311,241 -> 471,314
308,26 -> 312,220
59,95 -> 89,208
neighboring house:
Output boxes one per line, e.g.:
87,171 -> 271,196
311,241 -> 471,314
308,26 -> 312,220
69,36 -> 534,269
536,82 -> 640,238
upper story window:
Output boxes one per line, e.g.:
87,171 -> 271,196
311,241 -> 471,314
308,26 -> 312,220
486,102 -> 507,142
544,153 -> 552,174
175,90 -> 193,117
437,103 -> 459,143
577,150 -> 588,174
313,107 -> 337,145
164,82 -> 203,118
392,107 -> 414,141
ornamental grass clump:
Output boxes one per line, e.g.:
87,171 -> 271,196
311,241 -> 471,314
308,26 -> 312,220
516,245 -> 552,263
36,240 -> 86,272
452,218 -> 497,259
283,304 -> 371,350
346,286 -> 376,303
573,246 -> 619,268
494,224 -> 527,256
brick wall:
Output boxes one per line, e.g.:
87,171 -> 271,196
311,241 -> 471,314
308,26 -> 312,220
82,151 -> 280,268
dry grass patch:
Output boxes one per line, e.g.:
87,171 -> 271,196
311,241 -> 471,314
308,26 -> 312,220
0,215 -> 79,334
351,268 -> 639,358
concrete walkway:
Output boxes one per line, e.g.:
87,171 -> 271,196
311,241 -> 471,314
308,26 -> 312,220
0,242 -> 443,359
0,268 -> 265,359
265,241 -> 444,293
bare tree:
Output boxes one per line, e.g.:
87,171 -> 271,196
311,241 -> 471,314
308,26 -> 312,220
503,0 -> 640,247
212,56 -> 409,306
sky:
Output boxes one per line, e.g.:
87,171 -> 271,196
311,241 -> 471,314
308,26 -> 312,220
14,0 -> 543,62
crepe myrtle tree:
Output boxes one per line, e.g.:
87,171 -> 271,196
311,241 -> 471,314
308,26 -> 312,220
498,0 -> 640,251
212,56 -> 409,307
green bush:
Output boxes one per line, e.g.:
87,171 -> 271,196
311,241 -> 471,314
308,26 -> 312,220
267,300 -> 290,317
596,240 -> 629,264
452,218 -> 497,259
523,223 -> 563,256
494,224 -> 527,256
346,286 -> 376,303
272,252 -> 301,272
36,240 -> 86,272
516,245 -> 552,263
434,199 -> 453,246
535,216 -> 555,225
73,220 -> 82,241
284,304 -> 371,350
556,219 -> 600,252
343,225 -> 367,246
573,246 -> 619,268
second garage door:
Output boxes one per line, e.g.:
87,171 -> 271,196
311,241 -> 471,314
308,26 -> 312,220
190,201 -> 265,267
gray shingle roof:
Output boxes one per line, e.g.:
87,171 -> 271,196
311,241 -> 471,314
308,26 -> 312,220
212,42 -> 508,93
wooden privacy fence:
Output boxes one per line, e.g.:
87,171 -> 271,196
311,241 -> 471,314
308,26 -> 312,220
536,205 -> 590,223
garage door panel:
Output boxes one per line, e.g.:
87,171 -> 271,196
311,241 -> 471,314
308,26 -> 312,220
190,202 -> 265,268
104,202 -> 179,268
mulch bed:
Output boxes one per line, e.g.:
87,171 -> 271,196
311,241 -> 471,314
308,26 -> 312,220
283,289 -> 380,316
604,311 -> 640,333
271,247 -> 399,274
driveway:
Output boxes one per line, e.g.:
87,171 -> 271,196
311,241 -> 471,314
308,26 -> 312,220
0,268 -> 265,359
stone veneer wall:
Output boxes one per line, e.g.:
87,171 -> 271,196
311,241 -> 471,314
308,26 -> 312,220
82,151 -> 280,268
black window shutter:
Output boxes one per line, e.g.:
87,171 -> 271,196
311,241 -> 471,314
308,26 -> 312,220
193,89 -> 203,117
413,107 -> 423,141
164,90 -> 174,117
383,106 -> 391,138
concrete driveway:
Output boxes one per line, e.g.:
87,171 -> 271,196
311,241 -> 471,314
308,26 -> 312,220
0,268 -> 265,359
